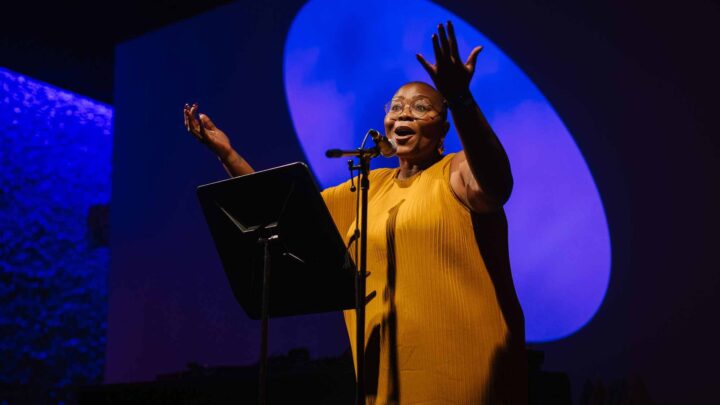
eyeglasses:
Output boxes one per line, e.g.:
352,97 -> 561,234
384,97 -> 444,119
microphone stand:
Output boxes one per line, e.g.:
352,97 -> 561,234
326,137 -> 380,405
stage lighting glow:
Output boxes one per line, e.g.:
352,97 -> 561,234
283,0 -> 611,342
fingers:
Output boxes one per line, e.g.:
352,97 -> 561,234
189,103 -> 199,130
184,103 -> 195,130
183,102 -> 204,142
437,23 -> 452,62
464,46 -> 484,74
200,113 -> 216,130
446,21 -> 462,63
183,105 -> 192,132
416,54 -> 436,77
431,34 -> 443,64
198,113 -> 209,141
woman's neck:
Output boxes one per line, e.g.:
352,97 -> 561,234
396,153 -> 443,180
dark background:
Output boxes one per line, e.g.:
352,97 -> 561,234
2,0 -> 718,402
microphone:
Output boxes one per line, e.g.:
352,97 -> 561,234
325,129 -> 397,158
369,129 -> 397,157
325,149 -> 353,158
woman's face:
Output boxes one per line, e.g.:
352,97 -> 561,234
383,83 -> 448,162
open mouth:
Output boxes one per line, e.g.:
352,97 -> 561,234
394,126 -> 416,137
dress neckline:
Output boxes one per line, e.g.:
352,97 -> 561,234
392,153 -> 448,186
393,153 -> 452,186
393,168 -> 423,187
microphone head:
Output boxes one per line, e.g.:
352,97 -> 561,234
325,149 -> 344,158
381,136 -> 397,157
367,128 -> 396,157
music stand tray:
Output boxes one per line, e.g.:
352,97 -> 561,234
196,162 -> 356,319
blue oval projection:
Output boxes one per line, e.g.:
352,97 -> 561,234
283,0 -> 611,342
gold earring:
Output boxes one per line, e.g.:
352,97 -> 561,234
437,139 -> 445,155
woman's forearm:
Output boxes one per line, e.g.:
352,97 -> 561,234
450,95 -> 513,205
220,149 -> 255,178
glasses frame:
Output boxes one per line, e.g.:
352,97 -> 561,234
384,96 -> 447,120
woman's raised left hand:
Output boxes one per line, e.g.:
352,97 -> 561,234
416,21 -> 483,100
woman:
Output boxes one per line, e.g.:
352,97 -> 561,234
185,21 -> 526,404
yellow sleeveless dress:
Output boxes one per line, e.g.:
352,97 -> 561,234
321,153 -> 527,404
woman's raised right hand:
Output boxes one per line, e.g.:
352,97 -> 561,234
183,103 -> 234,162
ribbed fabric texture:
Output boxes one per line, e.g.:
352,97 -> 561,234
322,153 -> 525,404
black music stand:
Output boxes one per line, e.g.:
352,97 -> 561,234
197,162 -> 356,404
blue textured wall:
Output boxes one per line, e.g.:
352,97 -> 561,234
0,67 -> 112,401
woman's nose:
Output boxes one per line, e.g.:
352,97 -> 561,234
398,106 -> 414,120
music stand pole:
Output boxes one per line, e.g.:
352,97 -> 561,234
326,146 -> 378,405
355,153 -> 371,405
258,229 -> 278,405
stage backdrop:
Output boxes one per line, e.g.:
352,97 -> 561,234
106,0 -> 346,383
